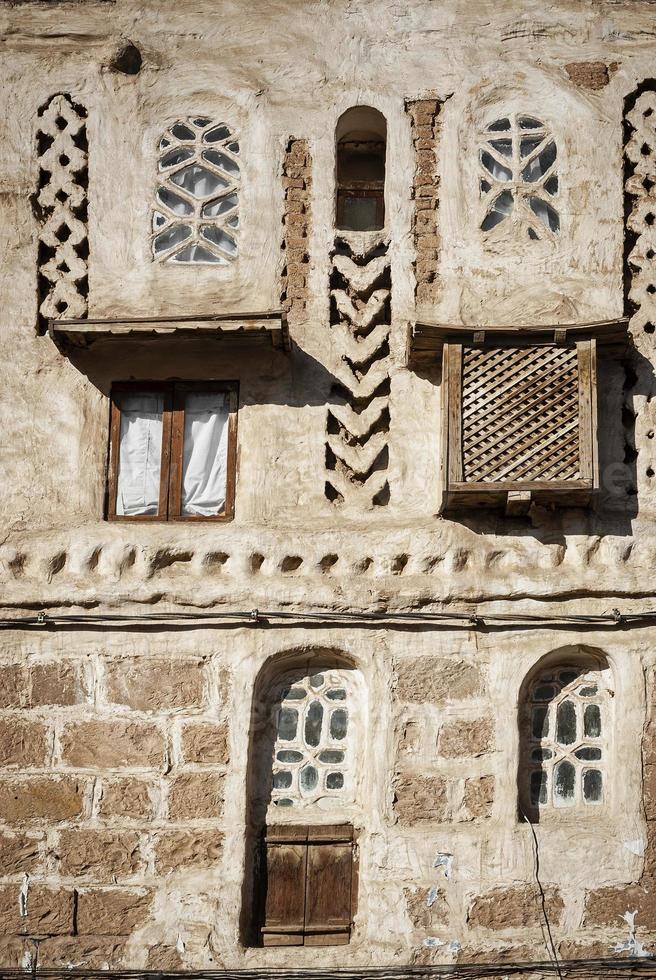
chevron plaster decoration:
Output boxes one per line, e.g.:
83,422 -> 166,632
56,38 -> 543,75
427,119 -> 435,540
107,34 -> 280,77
325,233 -> 391,508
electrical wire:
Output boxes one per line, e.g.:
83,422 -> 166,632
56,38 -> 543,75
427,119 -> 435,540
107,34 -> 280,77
0,607 -> 654,631
521,810 -> 564,980
4,960 -> 656,979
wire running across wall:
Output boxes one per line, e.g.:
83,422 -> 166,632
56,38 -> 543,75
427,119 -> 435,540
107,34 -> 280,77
3,960 -> 656,980
0,607 -> 656,632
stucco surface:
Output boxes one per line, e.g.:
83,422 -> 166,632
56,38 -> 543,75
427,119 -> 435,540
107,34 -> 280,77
1,0 -> 656,969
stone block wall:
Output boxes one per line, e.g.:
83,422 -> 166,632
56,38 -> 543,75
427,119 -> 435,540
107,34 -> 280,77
0,627 -> 651,968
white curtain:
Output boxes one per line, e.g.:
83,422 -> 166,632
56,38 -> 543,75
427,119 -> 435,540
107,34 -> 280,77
181,391 -> 229,516
116,393 -> 164,516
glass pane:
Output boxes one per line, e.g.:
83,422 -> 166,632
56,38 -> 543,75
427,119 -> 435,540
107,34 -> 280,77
309,673 -> 324,689
200,225 -> 237,255
326,772 -> 344,789
519,116 -> 543,129
202,149 -> 240,176
318,750 -> 344,764
273,770 -> 292,789
156,187 -> 194,216
170,164 -> 228,198
531,706 -> 549,739
159,147 -> 195,170
304,701 -> 323,747
556,699 -> 577,745
579,685 -> 597,697
330,708 -> 348,740
181,391 -> 229,517
554,760 -> 575,803
520,136 -> 543,158
340,195 -> 381,232
530,770 -> 547,805
275,798 -> 293,807
481,190 -> 514,231
583,769 -> 603,802
277,750 -> 303,763
488,117 -> 510,131
489,138 -> 512,158
116,392 -> 163,516
170,122 -> 195,140
192,116 -> 211,128
300,765 -> 318,792
204,124 -> 232,143
584,704 -> 601,738
277,708 -> 298,741
480,151 -> 512,181
153,224 -> 192,254
575,746 -> 602,761
559,670 -> 579,686
531,748 -> 553,761
201,192 -> 238,218
529,196 -> 560,232
522,141 -> 556,182
544,175 -> 559,196
170,243 -> 226,263
281,687 -> 305,700
327,688 -> 346,700
533,684 -> 555,701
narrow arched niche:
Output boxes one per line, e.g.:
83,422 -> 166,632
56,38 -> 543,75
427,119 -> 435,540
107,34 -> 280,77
240,648 -> 363,946
335,106 -> 387,231
517,645 -> 613,824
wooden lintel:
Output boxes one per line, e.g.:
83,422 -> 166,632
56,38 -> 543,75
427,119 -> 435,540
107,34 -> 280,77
407,316 -> 630,369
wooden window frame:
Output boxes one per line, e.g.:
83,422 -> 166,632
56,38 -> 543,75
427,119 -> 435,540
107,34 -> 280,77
259,824 -> 358,947
336,185 -> 385,231
441,338 -> 598,512
107,380 -> 238,523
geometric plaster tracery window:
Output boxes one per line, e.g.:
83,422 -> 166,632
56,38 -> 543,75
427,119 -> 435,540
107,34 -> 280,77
525,665 -> 607,813
270,669 -> 355,810
479,113 -> 559,240
152,116 -> 240,265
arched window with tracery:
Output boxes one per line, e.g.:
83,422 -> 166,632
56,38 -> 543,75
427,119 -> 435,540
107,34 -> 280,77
270,666 -> 359,810
245,655 -> 363,947
519,655 -> 611,819
152,116 -> 240,264
479,112 -> 559,240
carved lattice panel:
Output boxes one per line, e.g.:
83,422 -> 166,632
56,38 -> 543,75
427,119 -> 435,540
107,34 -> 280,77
461,346 -> 581,483
35,94 -> 89,332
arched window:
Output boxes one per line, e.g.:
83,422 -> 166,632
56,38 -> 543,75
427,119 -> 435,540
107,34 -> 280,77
335,106 -> 386,232
519,655 -> 611,818
270,666 -> 358,809
152,116 -> 240,264
479,113 -> 559,240
244,655 -> 363,948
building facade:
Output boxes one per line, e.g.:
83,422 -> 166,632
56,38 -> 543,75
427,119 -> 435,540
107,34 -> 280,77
0,0 -> 656,972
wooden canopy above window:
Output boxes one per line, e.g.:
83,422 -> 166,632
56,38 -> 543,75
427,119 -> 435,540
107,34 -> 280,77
406,318 -> 629,514
49,310 -> 290,353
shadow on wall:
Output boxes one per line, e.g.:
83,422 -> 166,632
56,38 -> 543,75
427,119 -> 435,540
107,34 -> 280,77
413,344 -> 651,541
59,337 -> 340,409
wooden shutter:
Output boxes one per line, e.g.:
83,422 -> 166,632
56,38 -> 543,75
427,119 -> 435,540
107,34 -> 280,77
260,824 -> 355,947
304,826 -> 353,945
261,825 -> 308,946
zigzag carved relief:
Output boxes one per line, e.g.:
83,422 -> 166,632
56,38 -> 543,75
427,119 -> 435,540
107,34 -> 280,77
325,234 -> 391,507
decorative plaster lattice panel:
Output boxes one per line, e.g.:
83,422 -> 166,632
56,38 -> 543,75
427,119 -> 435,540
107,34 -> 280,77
35,94 -> 89,332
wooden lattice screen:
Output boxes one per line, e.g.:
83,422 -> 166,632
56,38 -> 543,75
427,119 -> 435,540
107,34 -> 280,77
441,339 -> 598,511
461,346 -> 581,483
